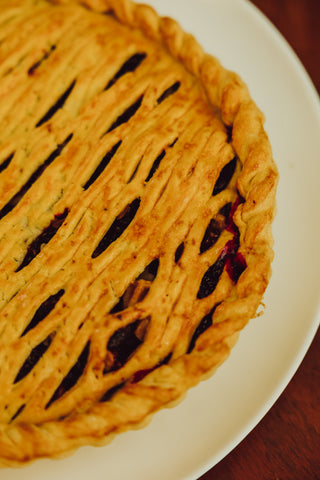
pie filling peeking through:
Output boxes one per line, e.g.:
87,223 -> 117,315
0,0 -> 278,466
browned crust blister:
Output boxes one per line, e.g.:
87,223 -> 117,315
0,0 -> 278,466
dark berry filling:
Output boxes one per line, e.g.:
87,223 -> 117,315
21,289 -> 65,336
16,209 -> 69,272
226,248 -> 247,283
99,382 -> 126,402
225,195 -> 243,234
92,197 -> 141,258
0,152 -> 14,173
46,341 -> 90,408
0,134 -> 73,220
28,45 -> 56,76
145,149 -> 166,182
106,95 -> 143,133
131,352 -> 172,383
174,242 -> 184,263
138,258 -> 159,281
83,140 -> 122,190
157,81 -> 181,104
197,252 -> 227,299
9,404 -> 26,423
222,196 -> 247,282
200,218 -> 224,254
187,304 -> 219,353
14,333 -> 55,383
197,196 -> 247,299
212,156 -> 237,196
218,202 -> 232,219
110,259 -> 159,313
105,52 -> 147,90
106,320 -> 144,372
36,80 -> 76,127
225,125 -> 233,143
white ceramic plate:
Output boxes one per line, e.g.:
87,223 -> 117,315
2,1 -> 320,479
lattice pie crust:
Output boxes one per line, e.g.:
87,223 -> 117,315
0,0 -> 278,466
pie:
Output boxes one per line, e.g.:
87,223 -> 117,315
0,0 -> 278,467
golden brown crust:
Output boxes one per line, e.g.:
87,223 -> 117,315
0,0 -> 278,466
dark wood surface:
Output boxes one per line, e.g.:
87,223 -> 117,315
199,1 -> 320,479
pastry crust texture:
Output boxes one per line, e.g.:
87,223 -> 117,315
0,0 -> 278,466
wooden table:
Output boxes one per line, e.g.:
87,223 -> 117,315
199,1 -> 320,479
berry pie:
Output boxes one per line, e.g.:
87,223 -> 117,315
0,0 -> 278,466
